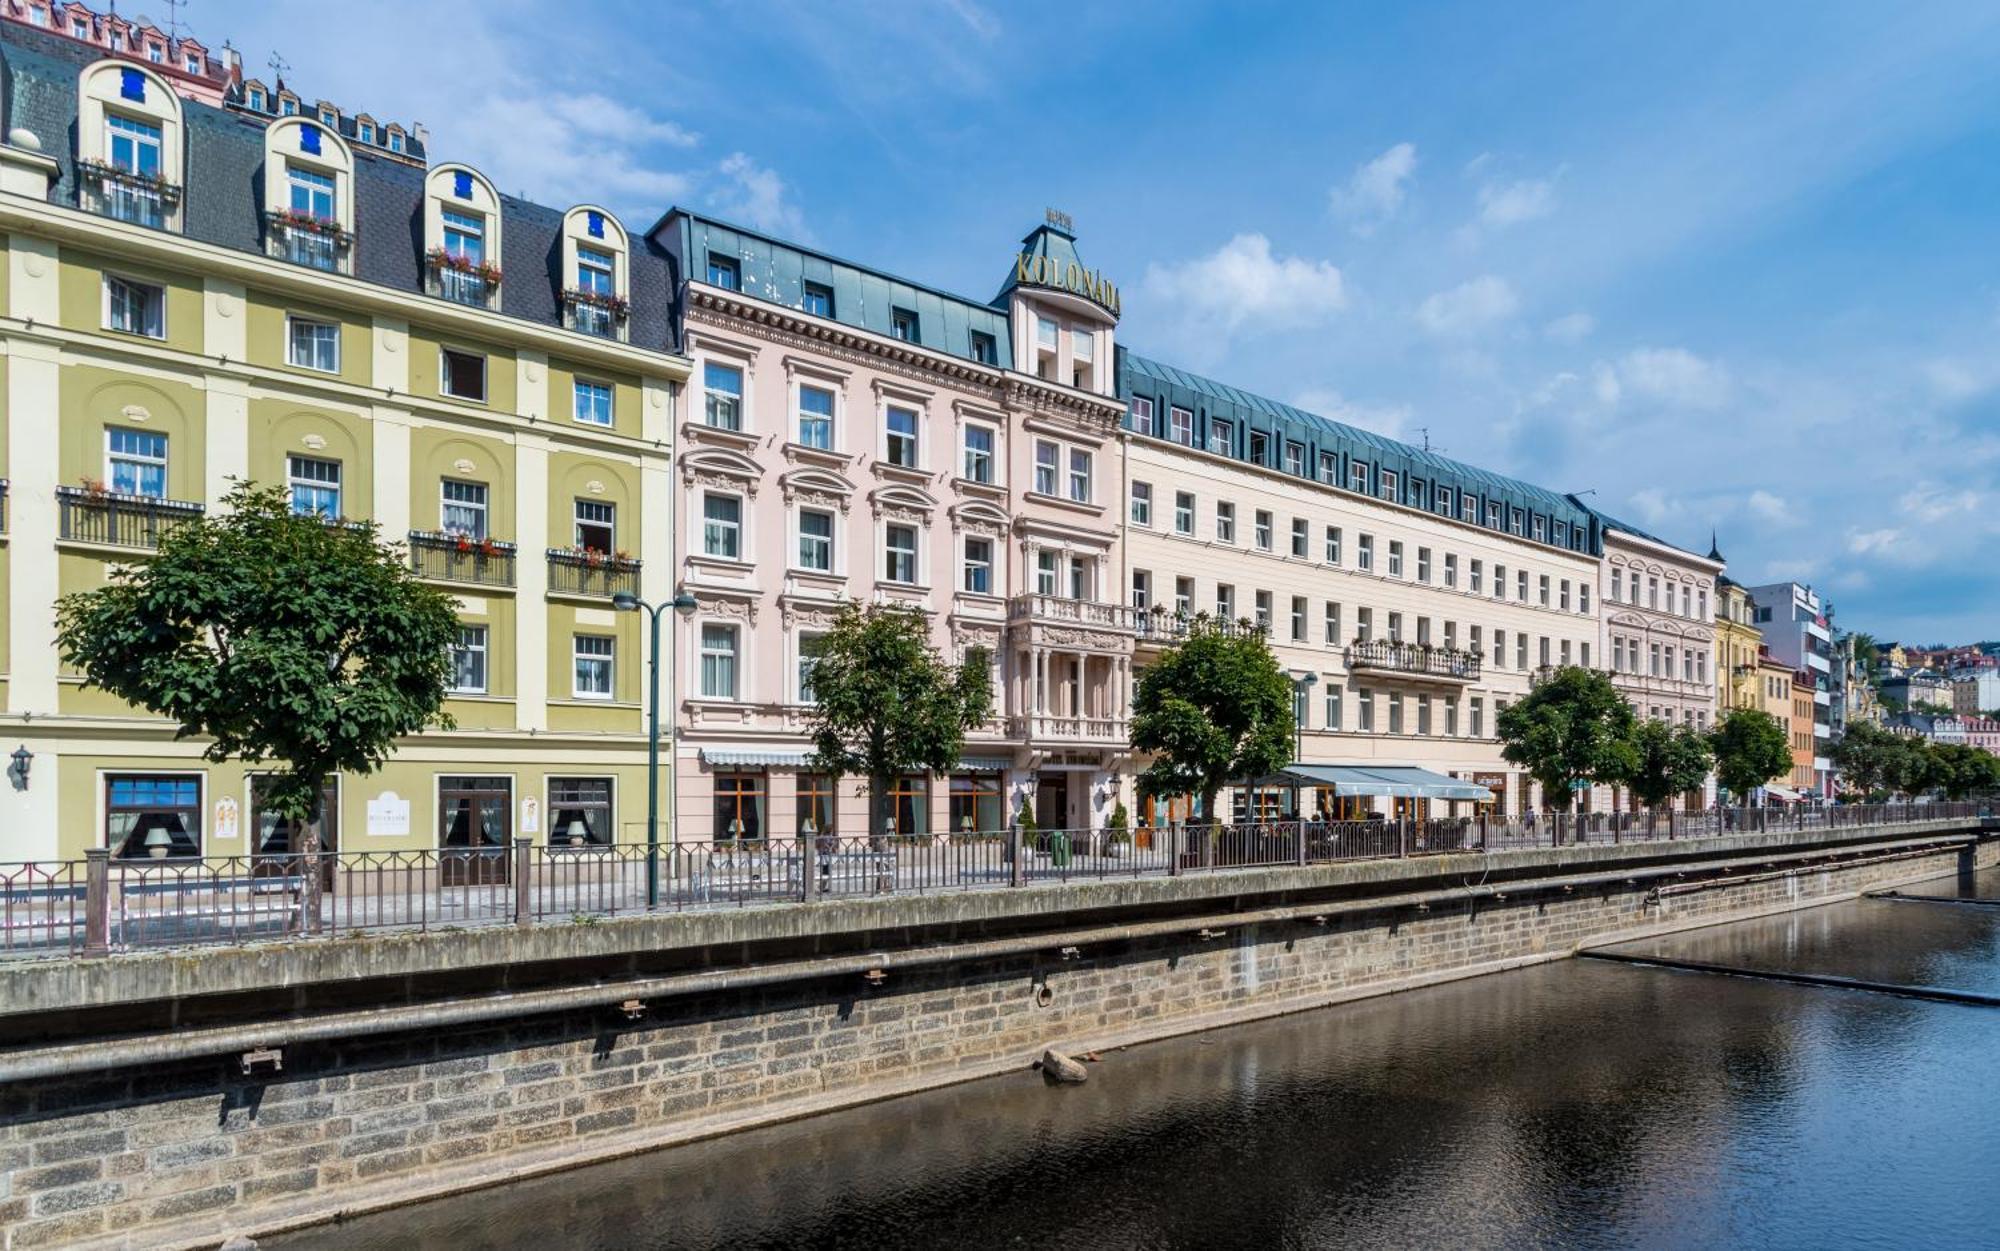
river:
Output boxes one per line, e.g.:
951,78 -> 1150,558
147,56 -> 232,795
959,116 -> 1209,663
273,867 -> 2000,1250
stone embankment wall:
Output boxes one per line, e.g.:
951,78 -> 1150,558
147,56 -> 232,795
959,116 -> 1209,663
3,833 -> 1992,1250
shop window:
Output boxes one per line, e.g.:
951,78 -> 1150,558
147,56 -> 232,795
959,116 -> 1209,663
949,772 -> 1004,835
106,774 -> 201,859
548,777 -> 613,846
888,774 -> 929,838
714,773 -> 765,841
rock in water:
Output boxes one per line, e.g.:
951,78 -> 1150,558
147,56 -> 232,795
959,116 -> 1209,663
1041,1048 -> 1088,1084
221,1237 -> 259,1251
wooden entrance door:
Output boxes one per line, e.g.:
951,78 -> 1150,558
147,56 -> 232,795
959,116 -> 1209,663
439,776 -> 512,885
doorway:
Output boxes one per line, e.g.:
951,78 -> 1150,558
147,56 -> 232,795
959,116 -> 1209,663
1035,775 -> 1069,831
439,776 -> 513,885
250,776 -> 340,892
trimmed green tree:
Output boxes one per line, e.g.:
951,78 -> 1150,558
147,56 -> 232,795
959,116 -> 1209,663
803,603 -> 992,840
55,482 -> 460,852
1828,721 -> 1905,799
1131,615 -> 1294,822
1927,742 -> 2000,800
1622,719 -> 1715,810
1496,666 -> 1636,811
1709,708 -> 1793,801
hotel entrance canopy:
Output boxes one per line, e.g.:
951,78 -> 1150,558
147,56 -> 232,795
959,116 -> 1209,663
1249,765 -> 1494,802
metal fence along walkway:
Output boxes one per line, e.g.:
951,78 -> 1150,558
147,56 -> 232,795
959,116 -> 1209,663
0,803 -> 1983,960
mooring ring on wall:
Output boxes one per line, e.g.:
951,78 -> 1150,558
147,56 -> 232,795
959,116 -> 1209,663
1034,982 -> 1055,1009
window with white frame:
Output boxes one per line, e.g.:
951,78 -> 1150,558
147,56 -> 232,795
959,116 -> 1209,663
1216,502 -> 1235,543
1444,554 -> 1457,588
1379,469 -> 1398,501
1284,442 -> 1304,476
440,347 -> 486,401
1291,518 -> 1308,558
798,633 -> 826,703
286,162 -> 334,221
884,524 -> 918,584
574,379 -> 613,426
1067,449 -> 1092,503
1324,601 -> 1340,644
574,500 -> 614,553
1168,406 -> 1194,445
797,384 -> 834,449
1471,559 -> 1484,594
962,424 -> 995,483
885,406 -> 919,467
450,625 -> 488,693
1318,452 -> 1338,485
1174,491 -> 1195,535
797,509 -> 833,571
700,624 -> 738,698
701,492 -> 742,560
1034,441 -> 1059,495
576,245 -> 615,297
1208,419 -> 1232,455
105,427 -> 167,498
1290,596 -> 1307,642
287,455 -> 340,518
441,479 -> 488,538
1130,481 -> 1153,527
1036,550 -> 1058,596
1325,684 -> 1343,730
1174,577 -> 1193,615
703,361 -> 743,430
1325,525 -> 1342,564
106,112 -> 162,180
1129,396 -> 1154,436
1349,463 -> 1369,494
572,635 -> 613,699
442,208 -> 485,264
1131,570 -> 1151,610
1357,534 -> 1373,572
105,275 -> 165,338
286,315 -> 339,372
963,536 -> 993,594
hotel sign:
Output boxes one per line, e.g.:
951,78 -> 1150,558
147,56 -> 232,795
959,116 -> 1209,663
1015,252 -> 1121,318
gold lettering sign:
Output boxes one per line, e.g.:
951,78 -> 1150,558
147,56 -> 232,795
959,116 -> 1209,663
1014,250 -> 1121,317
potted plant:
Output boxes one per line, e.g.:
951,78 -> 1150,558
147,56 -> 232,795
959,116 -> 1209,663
1105,801 -> 1131,859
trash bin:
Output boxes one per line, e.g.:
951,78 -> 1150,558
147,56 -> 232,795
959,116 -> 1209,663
1047,830 -> 1071,868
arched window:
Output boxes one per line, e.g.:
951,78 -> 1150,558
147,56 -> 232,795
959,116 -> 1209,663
75,60 -> 183,231
560,205 -> 629,340
424,164 -> 503,310
262,117 -> 355,274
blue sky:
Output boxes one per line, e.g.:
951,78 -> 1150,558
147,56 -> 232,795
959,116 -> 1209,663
200,1 -> 2000,643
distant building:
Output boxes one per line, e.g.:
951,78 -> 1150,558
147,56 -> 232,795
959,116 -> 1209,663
0,0 -> 238,103
1714,572 -> 1763,716
1746,581 -> 1832,794
1788,670 -> 1818,794
1952,670 -> 2000,716
1883,670 -> 1953,711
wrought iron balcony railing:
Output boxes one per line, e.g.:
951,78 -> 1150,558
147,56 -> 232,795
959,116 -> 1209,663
408,531 -> 517,588
76,160 -> 180,230
57,486 -> 203,549
265,212 -> 354,273
562,289 -> 629,340
1346,640 -> 1483,683
546,548 -> 640,598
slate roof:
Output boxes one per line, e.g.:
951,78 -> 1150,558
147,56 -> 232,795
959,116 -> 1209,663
1,23 -> 677,355
1586,510 -> 1713,564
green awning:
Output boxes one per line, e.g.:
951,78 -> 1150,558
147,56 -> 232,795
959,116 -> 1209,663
1248,764 -> 1494,802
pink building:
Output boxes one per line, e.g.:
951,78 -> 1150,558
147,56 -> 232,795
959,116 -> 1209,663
657,211 -> 1131,841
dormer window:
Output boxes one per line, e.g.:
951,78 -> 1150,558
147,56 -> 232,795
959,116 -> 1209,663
389,131 -> 404,153
358,121 -> 374,144
264,120 -> 354,273
562,206 -> 629,339
319,109 -> 337,126
146,42 -> 163,62
707,254 -> 739,290
281,97 -> 297,116
184,53 -> 201,73
970,331 -> 998,365
423,167 -> 503,307
890,307 -> 919,343
72,18 -> 88,37
802,282 -> 833,317
247,86 -> 265,110
77,63 -> 184,231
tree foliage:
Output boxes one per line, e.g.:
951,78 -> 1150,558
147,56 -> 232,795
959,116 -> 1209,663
1131,615 -> 1293,821
55,482 -> 460,831
1828,721 -> 1906,798
1708,708 -> 1793,800
1927,741 -> 2000,800
1622,719 -> 1715,809
803,603 -> 992,839
1495,667 -> 1636,811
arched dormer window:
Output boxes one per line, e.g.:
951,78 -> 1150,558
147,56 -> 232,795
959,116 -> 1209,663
424,164 -> 502,310
75,60 -> 183,231
560,205 -> 628,340
262,117 -> 355,274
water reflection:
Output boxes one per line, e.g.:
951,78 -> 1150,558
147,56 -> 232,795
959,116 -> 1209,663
276,884 -> 2000,1251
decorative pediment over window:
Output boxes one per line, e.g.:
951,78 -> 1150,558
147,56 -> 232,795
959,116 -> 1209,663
1607,610 -> 1652,630
779,466 -> 855,512
680,447 -> 763,495
949,499 -> 1009,537
870,483 -> 936,527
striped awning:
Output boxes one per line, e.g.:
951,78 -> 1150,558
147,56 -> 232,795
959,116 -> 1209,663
700,749 -> 813,769
960,757 -> 1016,772
1248,764 -> 1494,802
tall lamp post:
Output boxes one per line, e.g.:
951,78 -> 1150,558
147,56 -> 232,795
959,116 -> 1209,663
1291,672 -> 1318,763
614,590 -> 699,906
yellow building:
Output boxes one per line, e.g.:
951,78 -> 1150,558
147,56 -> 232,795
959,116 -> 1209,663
1714,574 -> 1763,716
0,34 -> 689,862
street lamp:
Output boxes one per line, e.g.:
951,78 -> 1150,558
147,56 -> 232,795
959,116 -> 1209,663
1290,672 -> 1318,764
613,589 -> 699,906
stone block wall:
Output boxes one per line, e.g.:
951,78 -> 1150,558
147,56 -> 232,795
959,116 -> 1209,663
2,838 -> 1991,1249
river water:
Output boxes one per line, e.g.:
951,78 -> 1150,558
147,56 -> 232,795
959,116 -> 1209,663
275,867 -> 2000,1251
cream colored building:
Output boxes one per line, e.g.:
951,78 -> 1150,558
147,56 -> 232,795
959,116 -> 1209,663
0,33 -> 688,862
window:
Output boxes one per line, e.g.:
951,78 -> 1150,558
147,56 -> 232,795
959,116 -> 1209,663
797,509 -> 834,571
1325,684 -> 1343,730
1284,442 -> 1304,476
571,635 -> 614,699
1388,612 -> 1403,644
1318,452 -> 1338,485
1532,516 -> 1546,543
706,254 -> 739,289
703,361 -> 743,430
442,208 -> 486,264
1324,601 -> 1340,645
801,281 -> 833,318
1388,541 -> 1404,577
963,537 -> 993,594
1539,575 -> 1551,607
1493,629 -> 1505,666
798,633 -> 827,702
1517,634 -> 1529,670
950,773 -> 1004,835
1494,564 -> 1507,599
1216,584 -> 1235,620
1379,469 -> 1398,502
701,493 -> 742,560
1389,694 -> 1404,735
797,384 -> 835,449
1291,519 -> 1308,558
106,113 -> 163,180
1216,502 -> 1236,543
1069,555 -> 1092,601
713,773 -> 762,839
1470,697 -> 1485,738
700,624 -> 739,699
441,480 -> 488,538
390,132 -> 404,153
1037,316 -> 1060,352
1175,577 -> 1194,615
969,331 -> 998,365
1131,570 -> 1151,611
1034,441 -> 1058,494
1560,579 -> 1571,612
1248,431 -> 1270,464
1208,419 -> 1232,455
1417,547 -> 1432,583
887,775 -> 929,837
1518,570 -> 1530,601
1357,608 -> 1373,644
548,778 -> 612,847
357,120 -> 374,144
1325,526 -> 1342,564
1418,696 -> 1432,736
1358,689 -> 1375,732
962,425 -> 995,483
1290,596 -> 1307,642
1510,509 -> 1525,537
107,774 -> 202,860
885,406 -> 919,467
1446,700 -> 1458,737
1470,560 -> 1483,594
1130,482 -> 1153,527
1175,492 -> 1195,535
105,276 -> 165,338
105,428 -> 166,498
1612,569 -> 1624,603
1067,449 -> 1092,503
1487,501 -> 1503,530
449,625 -> 488,693
286,162 -> 334,221
1444,554 -> 1458,589
885,524 -> 918,584
287,455 -> 341,518
441,347 -> 487,402
573,379 -> 614,426
1035,551 -> 1058,596
285,316 -> 340,372
798,773 -> 835,838
1254,511 -> 1273,551
1357,534 -> 1374,572
574,500 -> 615,553
890,307 -> 919,342
1169,406 -> 1194,445
1129,396 -> 1155,436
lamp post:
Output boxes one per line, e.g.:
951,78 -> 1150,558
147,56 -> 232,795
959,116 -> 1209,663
613,590 -> 699,906
1291,672 -> 1318,763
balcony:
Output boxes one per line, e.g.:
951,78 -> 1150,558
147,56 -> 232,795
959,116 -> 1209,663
1007,594 -> 1133,631
266,211 -> 354,274
1346,640 -> 1482,685
562,289 -> 628,340
546,548 -> 640,599
408,531 -> 516,588
1009,714 -> 1130,745
426,250 -> 501,308
57,486 -> 203,549
1133,610 -> 1270,645
76,160 -> 179,230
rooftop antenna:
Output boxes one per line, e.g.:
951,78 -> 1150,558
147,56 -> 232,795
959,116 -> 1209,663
1416,426 -> 1445,455
267,50 -> 290,88
163,0 -> 186,41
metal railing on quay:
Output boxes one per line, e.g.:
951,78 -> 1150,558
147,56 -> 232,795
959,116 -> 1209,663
5,802 -> 1984,959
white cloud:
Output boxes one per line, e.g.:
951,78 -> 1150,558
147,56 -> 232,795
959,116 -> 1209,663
1847,527 -> 1906,557
1746,490 -> 1793,525
1291,388 -> 1411,440
1141,234 -> 1347,334
1544,312 -> 1596,343
1628,487 -> 1681,526
1476,176 -> 1557,227
1329,143 -> 1417,233
1899,483 -> 1985,523
714,152 -> 807,238
1591,362 -> 1622,406
1415,275 -> 1519,336
1617,347 -> 1732,409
